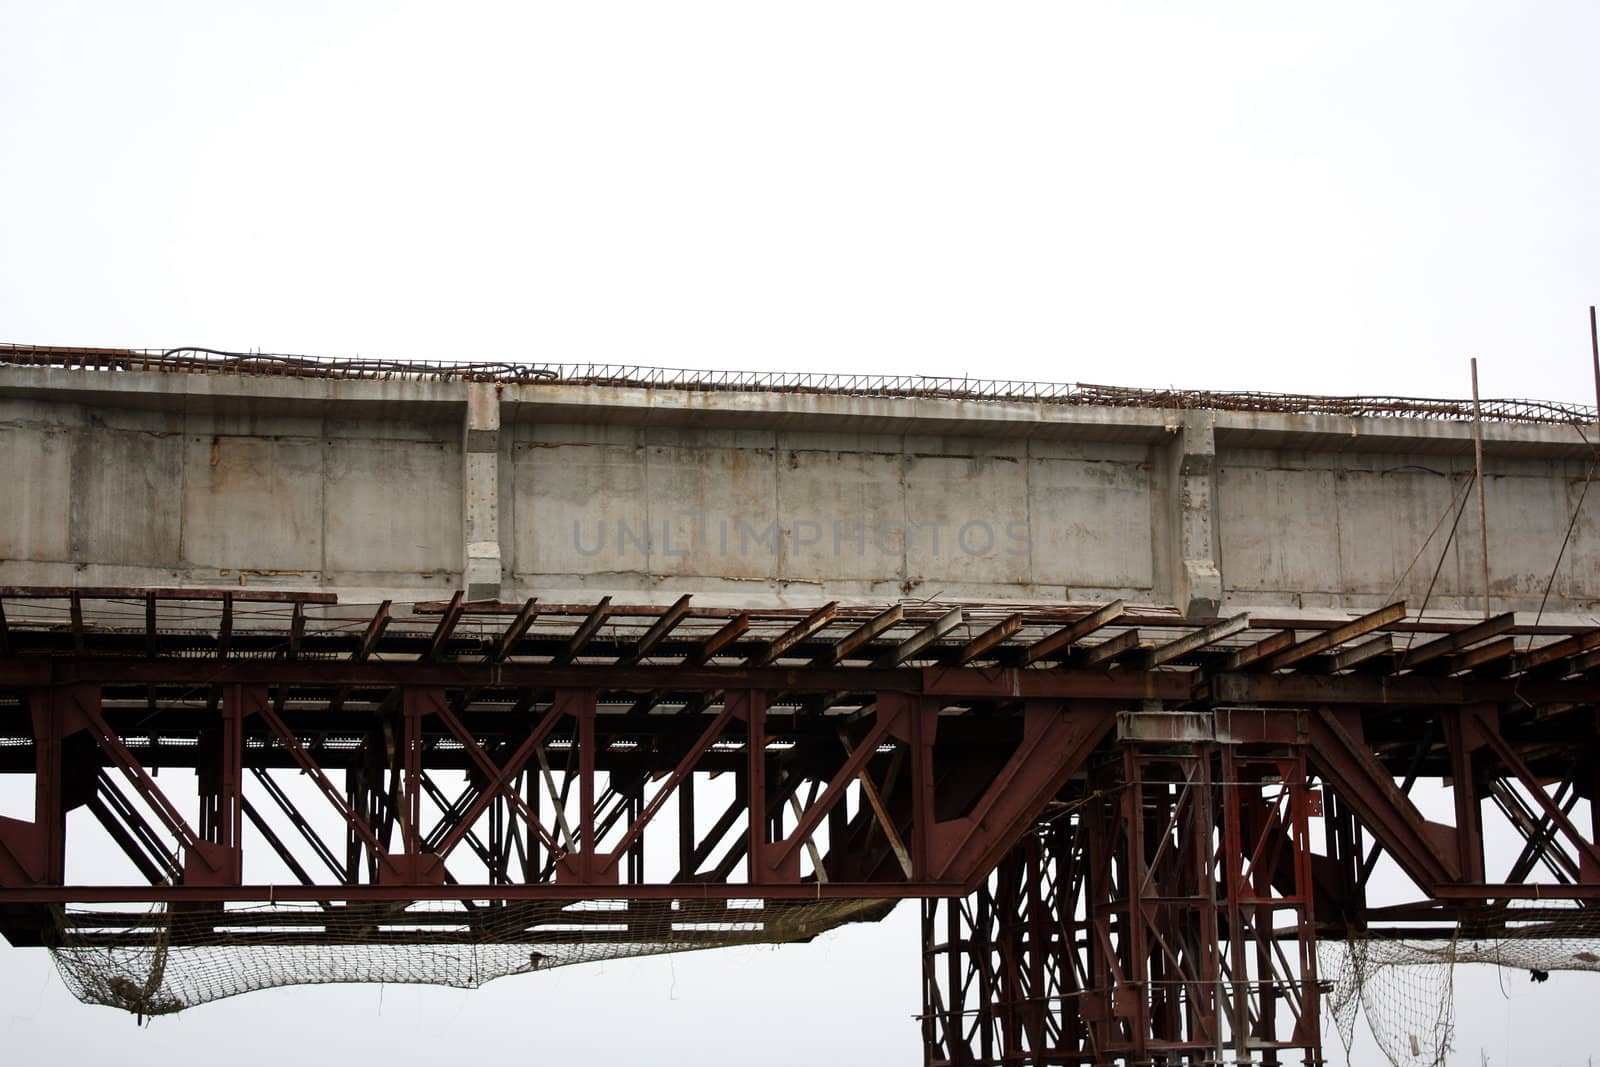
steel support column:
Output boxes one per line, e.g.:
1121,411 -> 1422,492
921,740 -> 1323,1066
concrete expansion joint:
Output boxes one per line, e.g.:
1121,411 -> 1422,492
462,382 -> 504,602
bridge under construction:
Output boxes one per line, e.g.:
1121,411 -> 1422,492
4,344 -> 1600,1065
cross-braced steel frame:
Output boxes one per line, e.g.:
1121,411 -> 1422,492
921,740 -> 1323,1065
3,589 -> 1600,1063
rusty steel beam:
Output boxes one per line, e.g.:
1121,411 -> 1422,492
948,613 -> 1024,666
486,597 -> 538,664
0,586 -> 337,603
353,601 -> 392,663
1018,599 -> 1124,666
819,604 -> 903,665
876,608 -> 963,668
0,881 -> 968,904
6,656 -> 1600,706
1255,601 -> 1407,672
421,590 -> 464,662
1077,627 -> 1140,667
1399,610 -> 1517,670
1448,635 -> 1517,674
616,594 -> 691,666
554,596 -> 613,665
1324,632 -> 1393,672
1140,612 -> 1249,668
1226,628 -> 1293,670
1516,627 -> 1600,674
750,601 -> 838,666
1305,708 -> 1458,891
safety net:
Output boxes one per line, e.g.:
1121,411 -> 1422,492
1320,906 -> 1600,1067
47,896 -> 892,1017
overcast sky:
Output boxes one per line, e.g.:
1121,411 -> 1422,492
4,3 -> 1600,402
4,4 -> 1600,1065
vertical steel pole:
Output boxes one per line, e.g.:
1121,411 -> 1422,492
743,691 -> 766,885
1123,747 -> 1150,1060
1471,358 -> 1490,619
1222,745 -> 1250,1059
576,689 -> 596,881
920,901 -> 939,1064
1590,306 -> 1600,439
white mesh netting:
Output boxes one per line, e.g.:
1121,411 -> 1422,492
49,896 -> 891,1017
1320,908 -> 1600,1066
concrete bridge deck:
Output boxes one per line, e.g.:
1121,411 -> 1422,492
2,347 -> 1595,622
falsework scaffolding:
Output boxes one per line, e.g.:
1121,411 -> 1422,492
923,736 -> 1324,1064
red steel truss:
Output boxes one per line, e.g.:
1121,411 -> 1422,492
3,589 -> 1600,1062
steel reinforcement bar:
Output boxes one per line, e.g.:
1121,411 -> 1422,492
2,343 -> 1591,425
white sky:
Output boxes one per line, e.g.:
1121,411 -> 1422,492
3,3 -> 1599,402
3,3 -> 1600,1064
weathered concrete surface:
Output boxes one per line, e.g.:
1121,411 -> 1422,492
2,366 -> 1596,619
462,382 -> 501,602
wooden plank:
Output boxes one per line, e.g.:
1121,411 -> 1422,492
617,595 -> 692,666
1255,602 -> 1406,672
818,604 -> 903,665
1019,600 -> 1124,666
1078,628 -> 1141,668
875,607 -> 964,667
1141,613 -> 1249,668
1398,611 -> 1517,670
554,596 -> 613,665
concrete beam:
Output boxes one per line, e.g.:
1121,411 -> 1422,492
4,364 -> 1596,618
